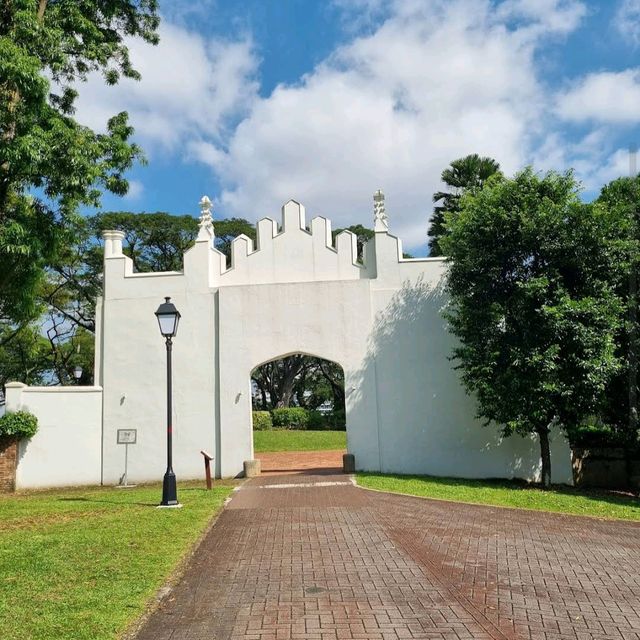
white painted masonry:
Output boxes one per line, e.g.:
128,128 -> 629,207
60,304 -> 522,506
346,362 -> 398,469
5,382 -> 102,488
6,194 -> 573,488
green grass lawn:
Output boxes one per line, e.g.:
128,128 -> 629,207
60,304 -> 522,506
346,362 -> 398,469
253,429 -> 347,452
357,473 -> 640,521
0,481 -> 234,640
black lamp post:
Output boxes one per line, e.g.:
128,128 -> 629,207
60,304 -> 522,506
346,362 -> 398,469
155,296 -> 181,507
73,365 -> 83,384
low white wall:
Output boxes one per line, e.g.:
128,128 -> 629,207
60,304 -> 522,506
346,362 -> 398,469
5,383 -> 102,489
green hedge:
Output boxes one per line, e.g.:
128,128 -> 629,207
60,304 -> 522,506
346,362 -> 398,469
567,423 -> 633,449
271,407 -> 309,429
0,410 -> 38,439
263,407 -> 346,431
252,411 -> 272,431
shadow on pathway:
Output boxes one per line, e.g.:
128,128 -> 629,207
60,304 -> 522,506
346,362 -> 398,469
134,469 -> 640,640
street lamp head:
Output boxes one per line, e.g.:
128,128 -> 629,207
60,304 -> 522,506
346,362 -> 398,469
73,365 -> 83,380
155,296 -> 181,338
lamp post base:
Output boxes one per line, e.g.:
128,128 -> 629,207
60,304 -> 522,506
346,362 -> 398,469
160,470 -> 179,506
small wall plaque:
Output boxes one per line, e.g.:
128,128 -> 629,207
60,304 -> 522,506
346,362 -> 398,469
117,429 -> 137,445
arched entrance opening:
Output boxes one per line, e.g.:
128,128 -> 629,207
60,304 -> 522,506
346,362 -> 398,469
250,353 -> 347,474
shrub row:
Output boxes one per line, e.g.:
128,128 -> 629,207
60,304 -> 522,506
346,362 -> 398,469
252,408 -> 345,431
252,411 -> 272,431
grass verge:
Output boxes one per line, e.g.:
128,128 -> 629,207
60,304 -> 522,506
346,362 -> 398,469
356,473 -> 640,521
0,481 -> 234,640
253,429 -> 347,452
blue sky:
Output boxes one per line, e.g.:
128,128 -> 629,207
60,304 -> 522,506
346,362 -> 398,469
77,0 -> 640,255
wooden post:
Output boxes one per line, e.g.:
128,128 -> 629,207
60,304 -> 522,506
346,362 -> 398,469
200,450 -> 214,489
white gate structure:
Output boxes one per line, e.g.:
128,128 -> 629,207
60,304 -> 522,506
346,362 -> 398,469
5,193 -> 573,488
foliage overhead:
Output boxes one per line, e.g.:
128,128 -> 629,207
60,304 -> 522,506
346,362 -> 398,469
444,168 -> 624,486
0,0 -> 160,323
428,154 -> 501,257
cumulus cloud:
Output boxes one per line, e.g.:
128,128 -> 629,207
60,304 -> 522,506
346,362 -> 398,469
74,20 -> 259,152
76,0 -> 633,252
556,69 -> 640,124
199,0 -> 586,248
613,0 -> 640,46
123,179 -> 144,201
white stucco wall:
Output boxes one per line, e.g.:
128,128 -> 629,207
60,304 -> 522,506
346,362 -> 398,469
95,199 -> 573,485
5,382 -> 102,489
5,197 -> 574,488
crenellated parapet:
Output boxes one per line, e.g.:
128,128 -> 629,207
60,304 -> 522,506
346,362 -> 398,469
219,200 -> 363,285
100,191 -> 443,296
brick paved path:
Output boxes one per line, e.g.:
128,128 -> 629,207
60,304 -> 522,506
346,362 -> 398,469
136,473 -> 640,640
256,450 -> 345,475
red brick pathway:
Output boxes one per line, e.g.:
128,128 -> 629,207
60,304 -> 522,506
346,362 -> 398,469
135,473 -> 640,640
256,450 -> 345,475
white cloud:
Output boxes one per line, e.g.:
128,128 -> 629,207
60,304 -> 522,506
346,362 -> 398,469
74,20 -> 259,152
496,0 -> 587,37
123,179 -> 144,201
556,69 -> 640,124
77,0 -> 640,252
200,0 -> 586,249
613,0 -> 640,46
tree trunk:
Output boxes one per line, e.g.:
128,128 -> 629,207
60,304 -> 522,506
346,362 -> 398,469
537,425 -> 552,488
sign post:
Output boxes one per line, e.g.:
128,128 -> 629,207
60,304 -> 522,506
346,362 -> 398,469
117,429 -> 137,487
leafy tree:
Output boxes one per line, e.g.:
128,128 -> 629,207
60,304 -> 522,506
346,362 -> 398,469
214,218 -> 257,259
333,224 -> 374,261
595,175 -> 640,445
90,211 -> 198,272
252,356 -> 345,417
444,169 -> 624,486
429,154 -> 500,256
0,323 -> 51,398
0,0 -> 160,324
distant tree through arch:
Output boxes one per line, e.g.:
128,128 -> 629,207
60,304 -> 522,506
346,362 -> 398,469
251,355 -> 345,428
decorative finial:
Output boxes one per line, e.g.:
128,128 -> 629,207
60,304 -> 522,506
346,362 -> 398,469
197,195 -> 214,240
373,189 -> 388,232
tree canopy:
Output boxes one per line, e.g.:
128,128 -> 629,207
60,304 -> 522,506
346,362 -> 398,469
428,154 -> 500,257
251,355 -> 345,422
444,168 -> 624,485
0,0 -> 160,324
594,175 -> 640,444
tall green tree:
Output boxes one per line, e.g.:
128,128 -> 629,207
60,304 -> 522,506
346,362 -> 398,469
428,154 -> 500,256
0,0 -> 160,324
444,169 -> 624,486
595,175 -> 640,445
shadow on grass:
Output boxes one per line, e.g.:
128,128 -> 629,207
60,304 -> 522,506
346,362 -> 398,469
358,472 -> 640,511
56,486 -> 222,508
58,497 -> 159,507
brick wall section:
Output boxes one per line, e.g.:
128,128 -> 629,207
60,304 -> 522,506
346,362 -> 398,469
0,438 -> 17,492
